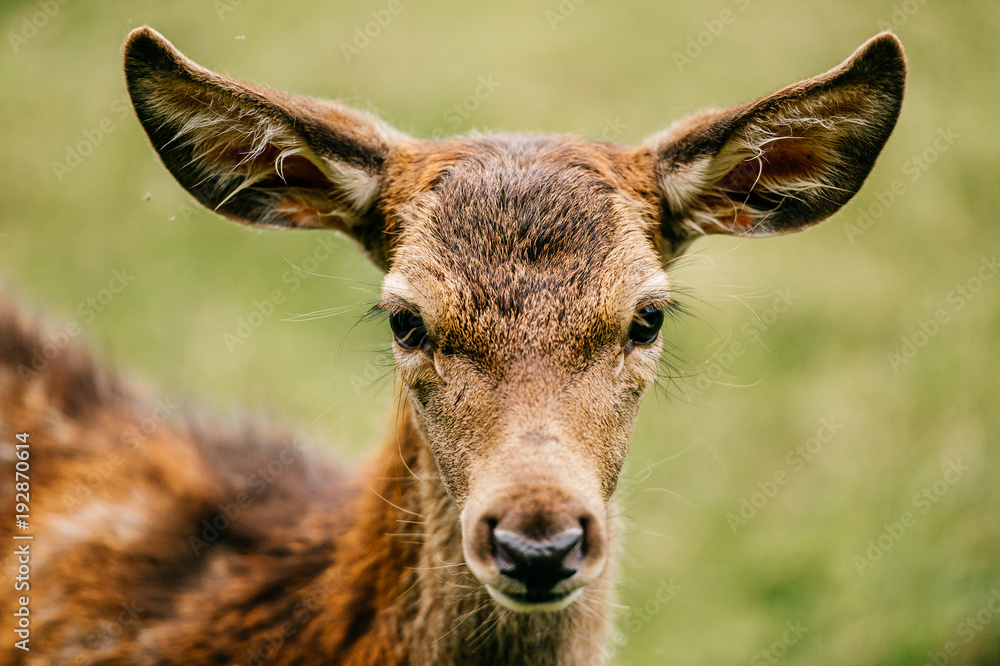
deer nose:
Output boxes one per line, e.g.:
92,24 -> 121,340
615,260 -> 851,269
492,526 -> 584,595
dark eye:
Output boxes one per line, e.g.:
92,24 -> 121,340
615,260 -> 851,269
628,305 -> 664,346
389,310 -> 427,350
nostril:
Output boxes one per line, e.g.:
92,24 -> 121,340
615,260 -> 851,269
578,515 -> 590,554
492,527 -> 584,593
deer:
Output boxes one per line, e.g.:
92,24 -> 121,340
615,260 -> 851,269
0,27 -> 904,665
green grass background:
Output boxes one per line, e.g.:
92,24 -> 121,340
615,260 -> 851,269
2,0 -> 998,663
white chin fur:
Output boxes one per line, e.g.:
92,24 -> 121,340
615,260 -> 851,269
486,585 -> 583,613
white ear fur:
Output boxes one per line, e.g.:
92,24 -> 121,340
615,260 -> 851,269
646,33 -> 905,254
125,26 -> 403,237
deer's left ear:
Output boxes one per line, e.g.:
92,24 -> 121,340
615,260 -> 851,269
644,32 -> 906,258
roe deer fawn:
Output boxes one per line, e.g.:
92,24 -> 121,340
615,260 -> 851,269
0,27 -> 904,665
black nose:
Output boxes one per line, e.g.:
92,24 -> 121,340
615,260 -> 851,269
492,527 -> 584,596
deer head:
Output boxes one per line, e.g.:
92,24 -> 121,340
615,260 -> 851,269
124,27 -> 904,612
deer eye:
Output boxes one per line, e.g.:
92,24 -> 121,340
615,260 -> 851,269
628,305 -> 664,346
389,310 -> 427,350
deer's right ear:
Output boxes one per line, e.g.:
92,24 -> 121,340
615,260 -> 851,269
124,27 -> 403,268
644,32 -> 906,259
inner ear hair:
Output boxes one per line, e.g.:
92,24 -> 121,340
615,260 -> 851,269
124,26 -> 404,265
646,32 -> 906,250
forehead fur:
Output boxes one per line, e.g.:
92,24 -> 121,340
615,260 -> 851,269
381,135 -> 667,367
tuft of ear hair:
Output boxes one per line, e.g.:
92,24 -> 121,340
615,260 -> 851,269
123,26 -> 406,267
644,32 -> 906,257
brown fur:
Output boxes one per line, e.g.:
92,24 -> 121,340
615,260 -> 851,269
0,28 -> 905,664
0,301 -> 604,665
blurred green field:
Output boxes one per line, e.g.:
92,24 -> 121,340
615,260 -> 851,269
2,0 -> 998,664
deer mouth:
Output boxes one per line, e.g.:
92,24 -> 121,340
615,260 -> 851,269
485,583 -> 584,613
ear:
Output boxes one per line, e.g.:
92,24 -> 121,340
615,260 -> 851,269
123,27 -> 405,269
644,32 -> 906,257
